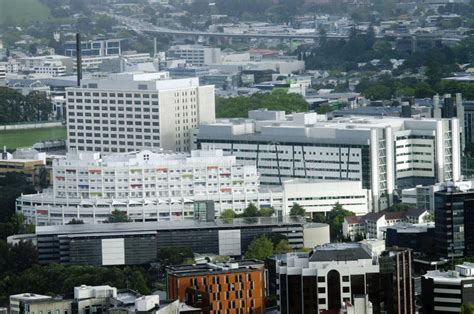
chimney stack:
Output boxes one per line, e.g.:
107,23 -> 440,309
76,33 -> 82,87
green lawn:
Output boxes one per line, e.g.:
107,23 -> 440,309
0,127 -> 66,149
0,0 -> 51,25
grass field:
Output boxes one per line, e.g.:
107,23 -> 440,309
0,126 -> 67,149
0,0 -> 51,25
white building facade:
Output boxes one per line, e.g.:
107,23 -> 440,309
195,110 -> 461,211
17,149 -> 371,226
168,45 -> 221,66
66,72 -> 215,153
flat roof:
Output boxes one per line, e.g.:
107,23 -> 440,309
309,243 -> 372,262
167,261 -> 264,277
36,216 -> 306,236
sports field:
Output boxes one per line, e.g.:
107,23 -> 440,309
0,127 -> 67,149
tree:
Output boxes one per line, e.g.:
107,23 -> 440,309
244,235 -> 273,260
220,209 -> 236,219
423,212 -> 434,223
104,210 -> 132,223
216,90 -> 308,118
289,203 -> 305,217
461,303 -> 474,314
242,203 -> 260,217
157,247 -> 194,267
274,239 -> 292,254
258,207 -> 274,217
67,218 -> 84,225
388,203 -> 415,212
312,212 -> 325,223
326,203 -> 355,241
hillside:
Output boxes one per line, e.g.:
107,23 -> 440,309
0,0 -> 50,25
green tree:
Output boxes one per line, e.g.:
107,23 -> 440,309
274,239 -> 292,254
157,247 -> 194,267
242,203 -> 260,217
66,218 -> 84,225
216,90 -> 308,118
388,203 -> 415,212
220,209 -> 236,219
244,235 -> 273,260
461,303 -> 474,314
312,212 -> 325,223
289,203 -> 305,217
258,207 -> 274,217
104,210 -> 132,223
423,212 -> 434,223
326,203 -> 355,241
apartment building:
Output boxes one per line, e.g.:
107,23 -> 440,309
342,208 -> 429,240
168,45 -> 221,66
66,72 -> 215,153
195,109 -> 461,211
167,261 -> 265,314
16,149 -> 276,225
17,148 -> 371,225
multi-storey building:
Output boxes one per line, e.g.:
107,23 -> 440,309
66,72 -> 215,153
35,217 -> 307,265
378,248 -> 414,314
168,45 -> 221,66
33,61 -> 67,77
63,38 -> 126,57
166,261 -> 265,314
421,262 -> 474,313
195,109 -> 461,211
275,244 -> 414,314
435,185 -> 474,258
17,149 -> 370,225
276,243 -> 381,313
342,209 -> 430,240
16,149 -> 279,225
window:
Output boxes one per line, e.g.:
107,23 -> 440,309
342,276 -> 350,282
318,276 -> 326,283
343,287 -> 350,293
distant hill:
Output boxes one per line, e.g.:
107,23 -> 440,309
0,0 -> 51,26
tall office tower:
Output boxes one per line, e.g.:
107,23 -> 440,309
195,109 -> 461,211
435,185 -> 474,258
66,72 -> 215,153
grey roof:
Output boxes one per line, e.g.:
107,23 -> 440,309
309,243 -> 371,262
334,106 -> 400,117
36,216 -> 306,236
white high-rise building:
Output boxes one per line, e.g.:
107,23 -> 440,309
195,109 -> 461,211
66,72 -> 215,153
